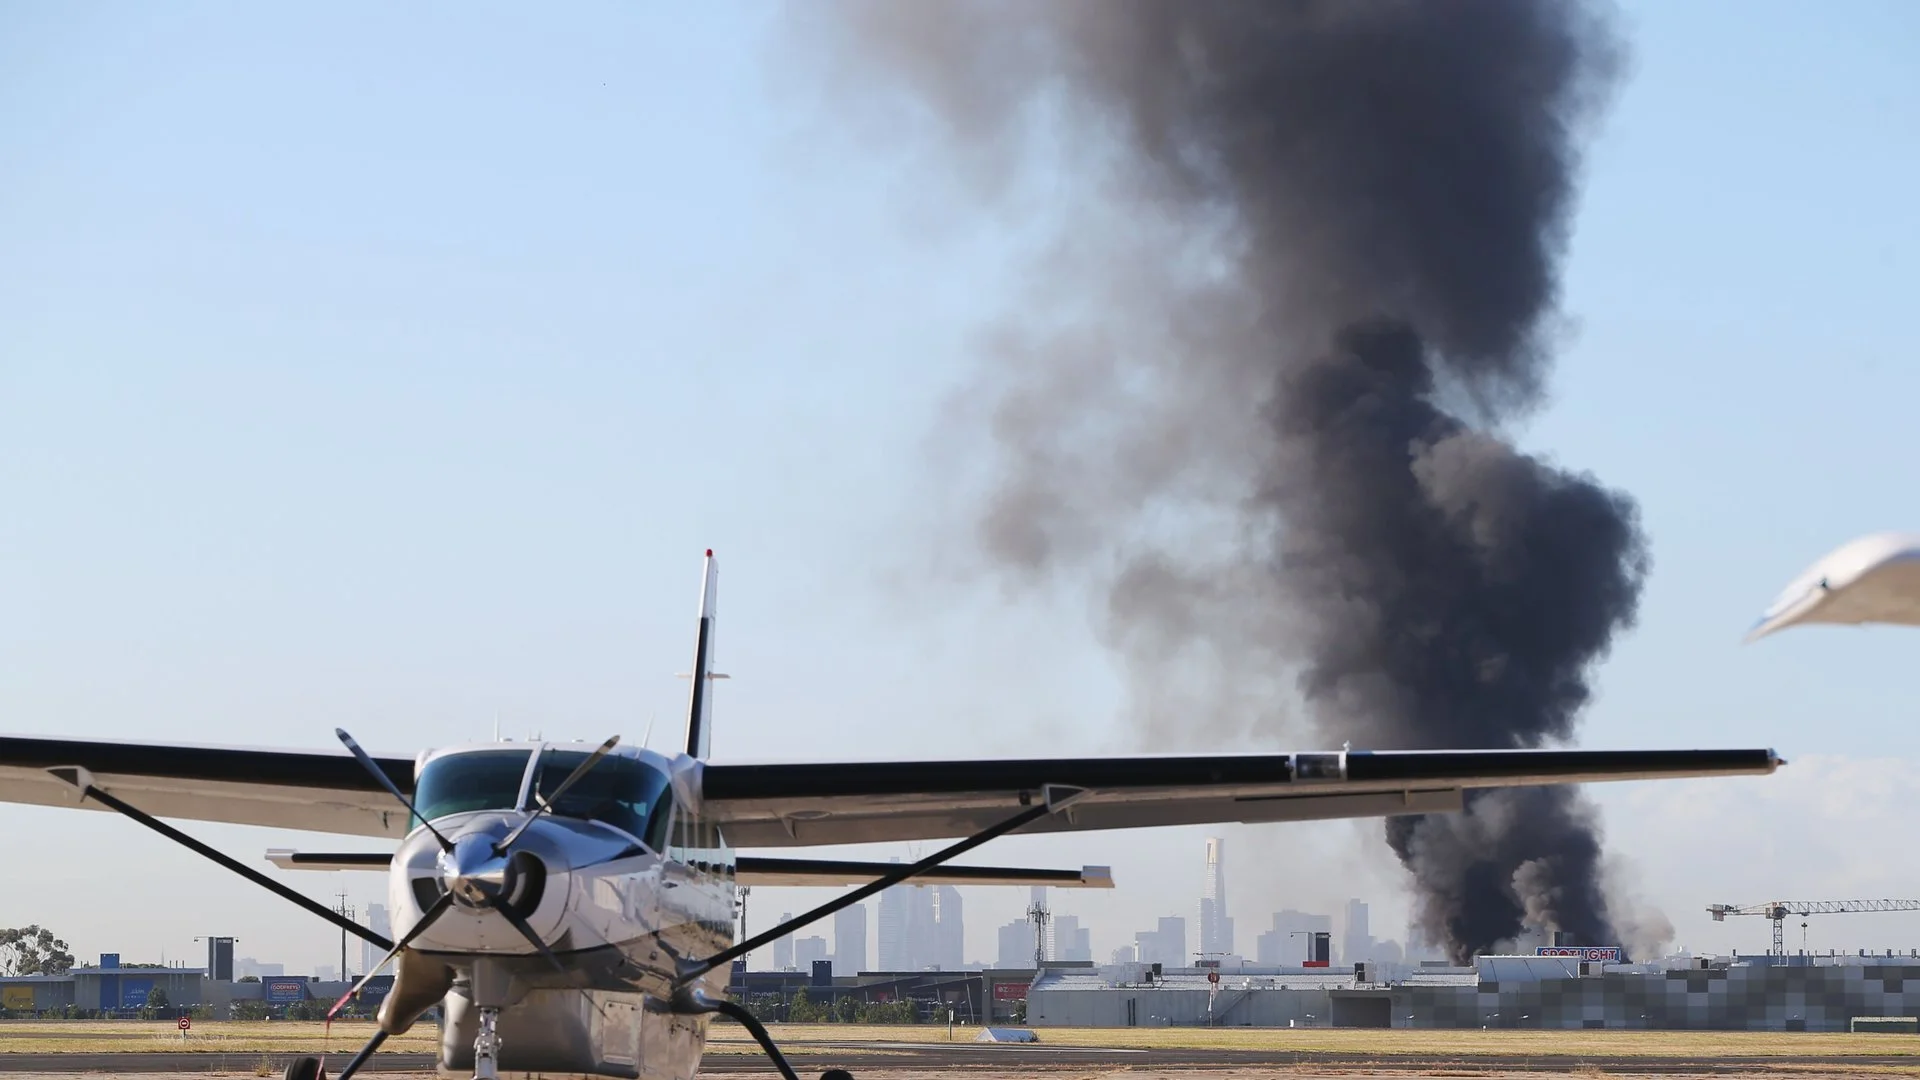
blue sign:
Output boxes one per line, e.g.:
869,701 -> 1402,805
99,953 -> 120,969
265,979 -> 307,1004
120,979 -> 154,1009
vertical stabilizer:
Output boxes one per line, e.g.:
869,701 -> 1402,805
684,549 -> 722,759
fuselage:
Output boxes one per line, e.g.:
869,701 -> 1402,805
382,741 -> 736,1079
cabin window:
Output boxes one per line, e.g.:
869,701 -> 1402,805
410,750 -> 534,827
528,749 -> 672,846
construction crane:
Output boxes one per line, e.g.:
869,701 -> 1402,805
1707,899 -> 1920,957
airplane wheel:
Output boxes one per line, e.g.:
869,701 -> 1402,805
283,1056 -> 325,1080
820,1070 -> 854,1080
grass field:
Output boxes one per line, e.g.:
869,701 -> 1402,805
709,1023 -> 1920,1059
6,1019 -> 1917,1060
0,1019 -> 440,1055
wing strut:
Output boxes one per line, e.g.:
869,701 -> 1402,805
674,782 -> 1088,987
669,783 -> 1087,1078
44,766 -> 394,950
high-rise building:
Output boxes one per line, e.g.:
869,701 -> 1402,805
1051,914 -> 1093,963
1341,899 -> 1371,967
996,919 -> 1033,969
1134,916 -> 1188,968
1255,909 -> 1333,966
879,880 -> 936,970
1198,837 -> 1234,959
361,904 -> 392,979
931,886 -> 964,970
795,936 -> 828,969
773,912 -> 795,970
833,903 -> 868,975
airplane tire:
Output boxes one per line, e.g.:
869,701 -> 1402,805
820,1070 -> 854,1080
283,1056 -> 325,1080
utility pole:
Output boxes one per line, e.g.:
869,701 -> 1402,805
736,887 -> 752,965
335,889 -> 356,981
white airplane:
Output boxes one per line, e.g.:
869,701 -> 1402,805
0,551 -> 1782,1080
1747,531 -> 1920,641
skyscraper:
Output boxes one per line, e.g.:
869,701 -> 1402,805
1051,914 -> 1093,962
1198,837 -> 1233,958
931,886 -> 964,970
879,880 -> 936,970
361,904 -> 391,979
1342,898 -> 1371,967
773,912 -> 795,970
833,903 -> 868,975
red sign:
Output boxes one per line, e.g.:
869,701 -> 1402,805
1302,960 -> 1330,968
991,983 -> 1028,1002
178,1017 -> 191,1031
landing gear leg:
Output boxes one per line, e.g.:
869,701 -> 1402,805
472,1005 -> 502,1080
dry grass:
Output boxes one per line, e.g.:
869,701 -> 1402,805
6,1019 -> 1920,1064
706,1024 -> 1920,1059
0,1019 -> 437,1054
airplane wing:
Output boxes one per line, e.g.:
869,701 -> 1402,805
0,735 -> 414,838
0,735 -> 1780,847
697,747 -> 1783,848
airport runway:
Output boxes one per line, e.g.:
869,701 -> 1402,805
4,1045 -> 1920,1076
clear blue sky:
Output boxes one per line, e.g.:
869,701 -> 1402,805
3,0 -> 1918,973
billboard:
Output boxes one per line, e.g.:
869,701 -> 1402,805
1535,946 -> 1622,963
991,983 -> 1028,1002
119,979 -> 155,1009
265,979 -> 308,1004
1,986 -> 33,1010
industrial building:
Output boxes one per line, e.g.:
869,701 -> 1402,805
0,953 -> 392,1019
1028,954 -> 1920,1032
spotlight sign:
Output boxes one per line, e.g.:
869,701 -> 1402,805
1536,946 -> 1621,962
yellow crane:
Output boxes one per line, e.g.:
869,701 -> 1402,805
1707,899 -> 1920,957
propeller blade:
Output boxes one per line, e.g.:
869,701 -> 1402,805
326,892 -> 455,1023
487,893 -> 567,975
335,728 -> 453,853
495,735 -> 620,855
331,1028 -> 390,1080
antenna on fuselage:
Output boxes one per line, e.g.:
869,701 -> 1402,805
642,713 -> 657,750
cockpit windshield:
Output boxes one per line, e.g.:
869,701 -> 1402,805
411,750 -> 531,826
531,749 -> 672,847
408,746 -> 674,850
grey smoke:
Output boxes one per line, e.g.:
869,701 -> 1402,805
804,0 -> 1649,961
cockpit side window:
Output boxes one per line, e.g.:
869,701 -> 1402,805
530,751 -> 672,847
410,750 -> 533,829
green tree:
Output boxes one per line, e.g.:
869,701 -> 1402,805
0,927 -> 75,976
146,986 -> 170,1009
788,989 -> 825,1023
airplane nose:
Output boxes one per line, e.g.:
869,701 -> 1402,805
441,835 -> 505,907
438,834 -> 548,914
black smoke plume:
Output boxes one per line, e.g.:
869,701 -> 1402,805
803,0 -> 1650,961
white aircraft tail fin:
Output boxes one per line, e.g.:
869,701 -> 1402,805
682,549 -> 724,759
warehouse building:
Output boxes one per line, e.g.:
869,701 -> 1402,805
1029,954 -> 1920,1032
